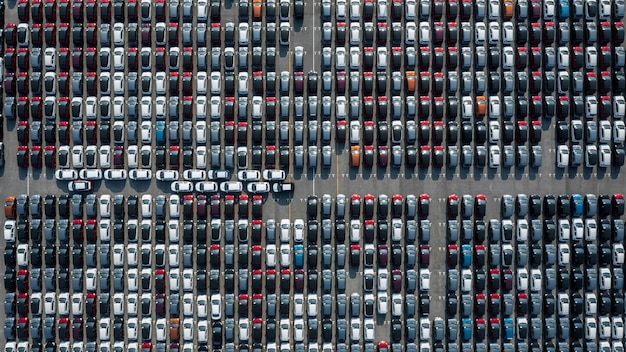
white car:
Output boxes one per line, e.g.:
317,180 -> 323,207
266,244 -> 277,267
376,47 -> 388,70
195,182 -> 219,193
182,269 -> 194,292
279,219 -> 290,243
58,293 -> 70,316
557,293 -> 570,316
517,268 -> 529,291
197,295 -> 208,318
141,195 -> 152,218
197,72 -> 208,94
307,296 -> 318,317
613,317 -> 625,339
68,180 -> 93,192
461,97 -> 473,119
239,319 -> 250,341
502,22 -> 514,44
99,146 -> 111,169
614,244 -> 625,265
293,294 -> 304,317
488,121 -> 500,143
127,293 -> 138,315
127,246 -> 139,268
127,146 -> 139,169
210,294 -> 222,320
488,145 -> 501,169
129,169 -> 152,181
599,316 -> 612,339
599,144 -> 612,168
280,320 -> 290,342
586,47 -> 598,69
614,121 -> 626,143
171,181 -> 194,193
585,293 -> 598,316
182,318 -> 194,342
615,96 -> 626,119
420,269 -> 431,291
3,220 -> 15,242
126,318 -> 138,340
599,268 -> 612,290
263,169 -> 286,181
558,243 -> 570,266
585,317 -> 598,340
55,170 -> 79,181
220,181 -> 243,193
280,245 -> 291,267
474,23 -> 486,44
419,22 -> 430,45
350,219 -> 362,243
556,145 -> 570,168
460,270 -> 472,292
377,293 -> 388,315
529,269 -> 542,292
293,219 -> 305,242
238,23 -> 249,45
247,182 -> 270,193
238,170 -> 262,181
558,47 -> 570,69
419,318 -> 431,341
350,22 -> 361,45
349,47 -> 360,69
335,47 -> 346,70
155,318 -> 167,342
156,170 -> 179,181
363,318 -> 375,341
210,72 -> 221,95
99,318 -> 111,341
391,294 -> 402,317
183,169 -> 207,181
486,95 -> 501,118
350,318 -> 361,341
293,319 -> 305,342
71,146 -> 84,168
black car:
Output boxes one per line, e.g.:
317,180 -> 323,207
307,195 -> 318,219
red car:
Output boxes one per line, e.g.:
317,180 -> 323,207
197,194 -> 207,218
378,244 -> 388,267
293,72 -> 304,94
447,244 -> 458,266
420,245 -> 430,267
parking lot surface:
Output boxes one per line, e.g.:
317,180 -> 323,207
1,0 -> 626,352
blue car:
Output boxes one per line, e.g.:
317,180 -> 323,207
294,244 -> 304,268
461,244 -> 472,268
462,318 -> 472,341
572,194 -> 583,216
504,318 -> 514,340
558,0 -> 569,19
156,121 -> 166,144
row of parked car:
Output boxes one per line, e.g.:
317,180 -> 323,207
14,0 -> 303,24
321,0 -> 625,24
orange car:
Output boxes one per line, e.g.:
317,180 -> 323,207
170,318 -> 180,341
503,0 -> 514,19
476,96 -> 487,117
4,196 -> 16,219
253,0 -> 263,19
405,71 -> 416,92
350,146 -> 361,167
